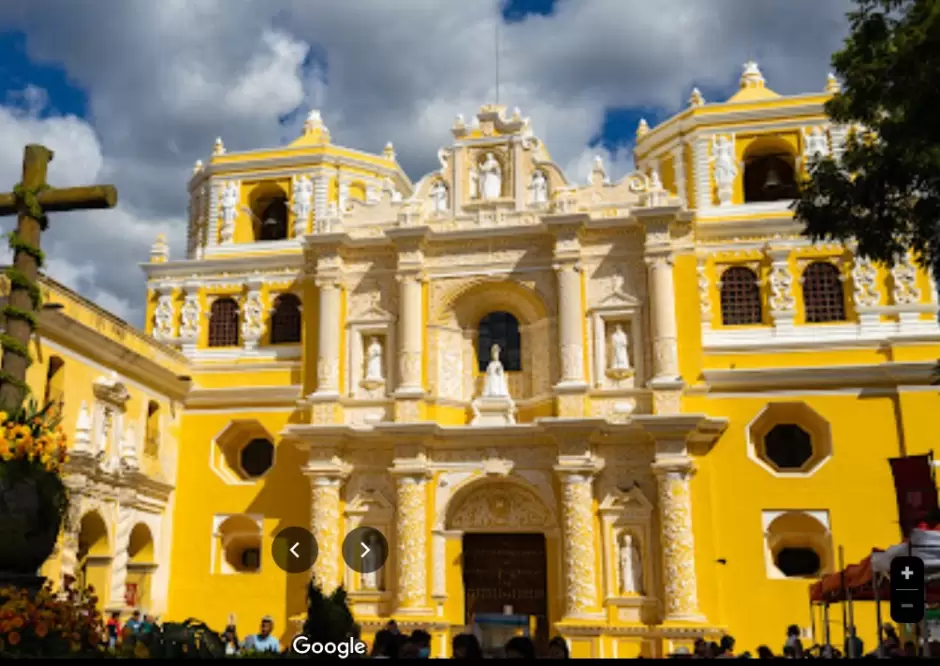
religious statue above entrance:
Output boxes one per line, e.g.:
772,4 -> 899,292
472,344 -> 516,426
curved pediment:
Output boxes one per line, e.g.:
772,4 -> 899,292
447,479 -> 555,531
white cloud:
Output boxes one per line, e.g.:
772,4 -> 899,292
0,0 -> 853,327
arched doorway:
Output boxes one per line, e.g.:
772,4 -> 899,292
77,511 -> 111,609
445,478 -> 556,655
126,524 -> 156,610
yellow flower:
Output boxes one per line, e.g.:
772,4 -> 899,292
0,410 -> 8,422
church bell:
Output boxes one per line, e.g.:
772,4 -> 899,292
763,166 -> 783,192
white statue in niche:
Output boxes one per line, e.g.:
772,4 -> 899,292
619,532 -> 644,595
362,336 -> 385,388
711,135 -> 737,206
609,323 -> 632,376
482,344 -> 509,397
430,180 -> 449,213
803,126 -> 830,159
529,169 -> 548,205
480,152 -> 502,200
360,532 -> 384,590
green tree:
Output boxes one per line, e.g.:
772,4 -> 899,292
794,0 -> 940,281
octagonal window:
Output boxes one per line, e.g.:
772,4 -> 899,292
748,402 -> 833,476
240,438 -> 274,478
764,424 -> 813,470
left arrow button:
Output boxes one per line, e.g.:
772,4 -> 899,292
272,527 -> 318,574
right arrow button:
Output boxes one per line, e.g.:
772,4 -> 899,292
343,526 -> 389,575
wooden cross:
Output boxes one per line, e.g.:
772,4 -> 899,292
0,144 -> 117,412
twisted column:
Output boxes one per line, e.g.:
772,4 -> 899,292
555,466 -> 601,617
308,474 -> 345,594
109,503 -> 134,610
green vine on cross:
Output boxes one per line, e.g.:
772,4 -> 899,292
1,182 -> 51,399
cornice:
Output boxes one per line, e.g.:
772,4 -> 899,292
184,384 -> 303,408
39,311 -> 191,401
141,253 -> 304,280
701,361 -> 936,392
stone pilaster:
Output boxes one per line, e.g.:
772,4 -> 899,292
305,461 -> 349,595
652,457 -> 703,622
312,171 -> 330,232
554,454 -> 604,619
391,461 -> 432,614
207,178 -> 221,247
555,264 -> 586,387
766,246 -> 796,332
671,144 -> 687,206
314,278 -> 342,397
645,253 -> 680,384
396,274 -> 423,397
692,136 -> 711,210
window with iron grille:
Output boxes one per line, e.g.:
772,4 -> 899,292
802,262 -> 846,323
208,297 -> 240,347
270,294 -> 302,344
719,266 -> 762,325
477,311 -> 522,371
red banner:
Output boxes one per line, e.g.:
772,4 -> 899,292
124,583 -> 138,608
889,454 -> 939,538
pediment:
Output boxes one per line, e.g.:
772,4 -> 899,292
346,487 -> 394,517
599,484 -> 653,519
92,372 -> 130,410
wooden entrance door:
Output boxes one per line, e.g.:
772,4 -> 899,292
462,533 -> 548,646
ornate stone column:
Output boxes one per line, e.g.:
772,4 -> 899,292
108,498 -> 135,611
391,460 -> 431,614
555,263 -> 586,387
305,462 -> 349,595
652,458 -> 703,622
396,274 -> 424,396
241,277 -> 265,351
556,469 -> 601,617
314,278 -> 342,397
766,246 -> 796,332
645,254 -> 680,382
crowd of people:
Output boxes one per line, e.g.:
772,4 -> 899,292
369,620 -> 570,659
105,608 -> 158,647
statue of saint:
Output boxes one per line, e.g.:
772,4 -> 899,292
482,344 -> 509,397
364,337 -> 384,383
803,126 -> 830,158
480,152 -> 502,200
430,180 -> 449,213
619,532 -> 644,595
360,532 -> 384,590
610,324 -> 631,371
529,169 -> 548,205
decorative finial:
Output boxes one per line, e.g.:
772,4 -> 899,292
151,233 -> 169,264
193,159 -> 203,174
303,109 -> 330,142
825,72 -> 841,94
740,61 -> 765,89
591,155 -> 607,185
213,137 -> 225,155
512,107 -> 522,120
454,113 -> 466,128
384,142 -> 396,160
636,118 -> 650,139
689,88 -> 705,107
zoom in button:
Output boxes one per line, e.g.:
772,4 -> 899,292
272,527 -> 319,574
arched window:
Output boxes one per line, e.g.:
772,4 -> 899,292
44,355 -> 66,412
477,311 -> 521,372
719,267 -> 762,325
256,198 -> 289,241
270,294 -> 302,344
802,262 -> 846,323
743,150 -> 798,203
208,298 -> 240,347
145,401 -> 160,457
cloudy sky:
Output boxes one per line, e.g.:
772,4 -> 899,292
0,0 -> 853,328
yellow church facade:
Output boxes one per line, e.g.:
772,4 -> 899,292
13,62 -> 940,657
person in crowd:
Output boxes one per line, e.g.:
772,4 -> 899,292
451,633 -> 482,659
221,624 -> 240,656
139,613 -> 156,635
125,609 -> 142,634
505,636 -> 536,659
903,640 -> 917,657
784,625 -> 803,658
756,645 -> 774,659
398,638 -> 421,659
692,638 -> 708,658
106,611 -> 121,648
844,625 -> 863,658
386,619 -> 400,635
245,615 -> 281,653
547,636 -> 569,659
410,629 -> 432,658
715,635 -> 736,658
371,629 -> 397,659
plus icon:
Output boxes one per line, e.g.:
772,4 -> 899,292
890,556 -> 925,623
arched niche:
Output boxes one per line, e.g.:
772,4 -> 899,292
742,136 -> 799,203
763,510 -> 833,579
247,181 -> 290,242
77,510 -> 111,608
126,523 -> 156,610
428,278 -> 554,404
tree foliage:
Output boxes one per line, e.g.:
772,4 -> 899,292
794,0 -> 940,280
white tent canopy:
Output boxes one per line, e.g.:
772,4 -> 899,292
872,529 -> 940,580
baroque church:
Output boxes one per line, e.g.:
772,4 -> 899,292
11,62 -> 940,657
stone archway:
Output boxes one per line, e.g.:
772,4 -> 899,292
126,523 -> 156,610
427,278 -> 555,403
77,510 -> 111,609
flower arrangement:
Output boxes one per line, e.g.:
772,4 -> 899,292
0,401 -> 69,474
0,400 -> 69,575
0,575 -> 105,657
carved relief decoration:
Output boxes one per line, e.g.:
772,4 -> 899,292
448,481 -> 553,530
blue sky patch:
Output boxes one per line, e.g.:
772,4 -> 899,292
501,0 -> 559,23
0,30 -> 88,118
